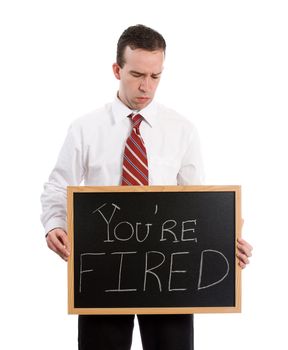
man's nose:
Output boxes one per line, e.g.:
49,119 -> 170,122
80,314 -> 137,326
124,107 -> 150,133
139,77 -> 152,92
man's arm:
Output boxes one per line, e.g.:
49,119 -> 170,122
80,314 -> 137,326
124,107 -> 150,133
177,123 -> 253,269
177,124 -> 205,185
41,123 -> 84,260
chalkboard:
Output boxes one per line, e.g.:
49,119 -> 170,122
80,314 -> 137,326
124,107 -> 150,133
67,186 -> 241,314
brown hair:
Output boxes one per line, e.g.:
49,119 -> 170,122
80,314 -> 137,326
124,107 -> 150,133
117,24 -> 166,68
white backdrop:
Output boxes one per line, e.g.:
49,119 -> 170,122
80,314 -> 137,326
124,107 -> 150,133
1,0 -> 287,349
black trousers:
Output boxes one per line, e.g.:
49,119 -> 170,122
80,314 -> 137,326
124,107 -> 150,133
78,314 -> 194,350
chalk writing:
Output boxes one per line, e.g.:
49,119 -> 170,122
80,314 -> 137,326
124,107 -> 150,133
197,249 -> 230,290
105,252 -> 138,292
78,203 -> 230,295
79,253 -> 105,293
92,203 -> 120,242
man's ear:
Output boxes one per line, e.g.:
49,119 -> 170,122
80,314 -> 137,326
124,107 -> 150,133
112,63 -> 121,80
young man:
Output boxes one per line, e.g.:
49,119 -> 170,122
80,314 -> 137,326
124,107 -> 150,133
41,24 -> 252,350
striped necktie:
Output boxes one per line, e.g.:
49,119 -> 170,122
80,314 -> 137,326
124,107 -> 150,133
121,114 -> 149,186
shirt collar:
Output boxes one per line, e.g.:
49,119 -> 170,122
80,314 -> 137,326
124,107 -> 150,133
111,95 -> 157,127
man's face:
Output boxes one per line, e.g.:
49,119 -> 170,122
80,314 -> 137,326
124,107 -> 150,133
113,46 -> 165,110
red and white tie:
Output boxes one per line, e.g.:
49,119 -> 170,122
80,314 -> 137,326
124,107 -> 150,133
121,114 -> 149,186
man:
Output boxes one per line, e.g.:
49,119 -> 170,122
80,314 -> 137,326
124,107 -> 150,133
41,24 -> 252,350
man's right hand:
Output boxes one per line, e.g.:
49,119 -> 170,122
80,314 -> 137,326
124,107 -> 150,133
46,228 -> 70,261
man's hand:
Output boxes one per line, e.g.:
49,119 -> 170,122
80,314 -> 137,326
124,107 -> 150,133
46,228 -> 70,261
237,238 -> 253,269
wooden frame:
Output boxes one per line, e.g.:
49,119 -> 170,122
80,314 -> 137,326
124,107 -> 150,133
68,185 -> 242,314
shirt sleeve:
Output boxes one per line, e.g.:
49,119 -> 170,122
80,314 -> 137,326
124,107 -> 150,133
177,125 -> 205,185
40,123 -> 85,234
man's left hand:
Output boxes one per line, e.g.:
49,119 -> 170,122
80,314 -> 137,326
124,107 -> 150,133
237,238 -> 253,269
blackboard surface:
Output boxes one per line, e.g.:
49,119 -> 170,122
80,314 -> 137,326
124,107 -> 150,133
68,186 -> 241,314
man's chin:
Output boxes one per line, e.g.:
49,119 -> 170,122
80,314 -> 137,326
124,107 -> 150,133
133,97 -> 152,109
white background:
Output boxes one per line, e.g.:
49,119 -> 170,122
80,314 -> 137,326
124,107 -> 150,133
1,0 -> 287,349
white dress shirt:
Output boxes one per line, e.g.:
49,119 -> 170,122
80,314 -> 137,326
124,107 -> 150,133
40,97 -> 204,234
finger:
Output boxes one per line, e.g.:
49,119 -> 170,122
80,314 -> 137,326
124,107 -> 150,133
53,231 -> 70,256
237,238 -> 253,251
237,239 -> 253,256
238,260 -> 246,269
46,237 -> 58,254
48,233 -> 70,259
46,239 -> 68,261
236,251 -> 250,266
55,230 -> 70,254
237,244 -> 252,258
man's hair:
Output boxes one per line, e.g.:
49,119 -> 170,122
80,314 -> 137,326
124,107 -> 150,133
116,24 -> 166,68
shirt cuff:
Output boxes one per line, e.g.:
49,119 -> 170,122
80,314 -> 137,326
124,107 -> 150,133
44,218 -> 67,236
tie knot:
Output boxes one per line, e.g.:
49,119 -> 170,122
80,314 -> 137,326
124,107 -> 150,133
131,114 -> 143,134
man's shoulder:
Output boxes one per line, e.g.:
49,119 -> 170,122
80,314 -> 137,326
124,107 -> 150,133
155,103 -> 196,129
71,103 -> 113,129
